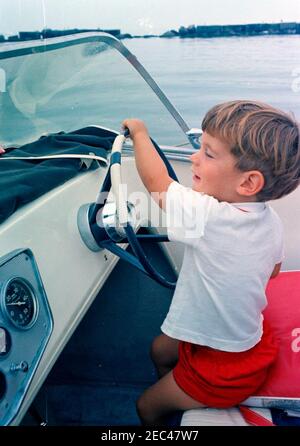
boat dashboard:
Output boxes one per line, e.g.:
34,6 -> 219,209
0,248 -> 52,425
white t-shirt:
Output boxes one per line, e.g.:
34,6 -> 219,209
161,181 -> 284,352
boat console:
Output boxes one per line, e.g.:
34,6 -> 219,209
0,249 -> 52,425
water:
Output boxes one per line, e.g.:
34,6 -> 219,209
125,35 -> 300,130
1,35 -> 299,146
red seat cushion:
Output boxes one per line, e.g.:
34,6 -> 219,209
244,271 -> 300,407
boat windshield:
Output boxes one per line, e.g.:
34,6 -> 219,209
0,33 -> 190,147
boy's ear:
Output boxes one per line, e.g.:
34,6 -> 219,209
237,170 -> 265,197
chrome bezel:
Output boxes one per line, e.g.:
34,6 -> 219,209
0,327 -> 12,357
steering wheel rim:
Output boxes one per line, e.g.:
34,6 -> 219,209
108,130 -> 178,289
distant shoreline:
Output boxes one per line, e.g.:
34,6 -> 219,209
1,21 -> 300,43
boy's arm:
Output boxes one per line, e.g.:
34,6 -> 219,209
270,262 -> 281,278
122,119 -> 173,210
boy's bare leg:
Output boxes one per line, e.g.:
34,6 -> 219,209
150,334 -> 179,378
136,371 -> 205,425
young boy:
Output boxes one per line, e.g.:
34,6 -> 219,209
122,100 -> 300,426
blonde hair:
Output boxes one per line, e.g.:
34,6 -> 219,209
202,100 -> 300,201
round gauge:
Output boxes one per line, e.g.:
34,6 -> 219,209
1,278 -> 38,329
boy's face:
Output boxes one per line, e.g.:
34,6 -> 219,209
190,131 -> 244,202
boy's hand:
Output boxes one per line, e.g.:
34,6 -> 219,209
122,119 -> 149,140
121,118 -> 172,209
0,146 -> 5,155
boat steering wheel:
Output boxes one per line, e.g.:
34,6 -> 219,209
78,130 -> 178,289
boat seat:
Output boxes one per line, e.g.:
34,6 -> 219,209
180,407 -> 250,426
181,271 -> 300,426
180,406 -> 282,426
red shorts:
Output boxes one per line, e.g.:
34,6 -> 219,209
173,321 -> 278,408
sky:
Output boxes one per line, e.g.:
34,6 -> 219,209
0,0 -> 300,36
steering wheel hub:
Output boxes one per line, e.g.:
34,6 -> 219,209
100,201 -> 137,242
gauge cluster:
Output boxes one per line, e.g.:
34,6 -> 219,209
0,249 -> 53,425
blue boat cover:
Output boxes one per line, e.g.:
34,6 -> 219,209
0,126 -> 116,224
